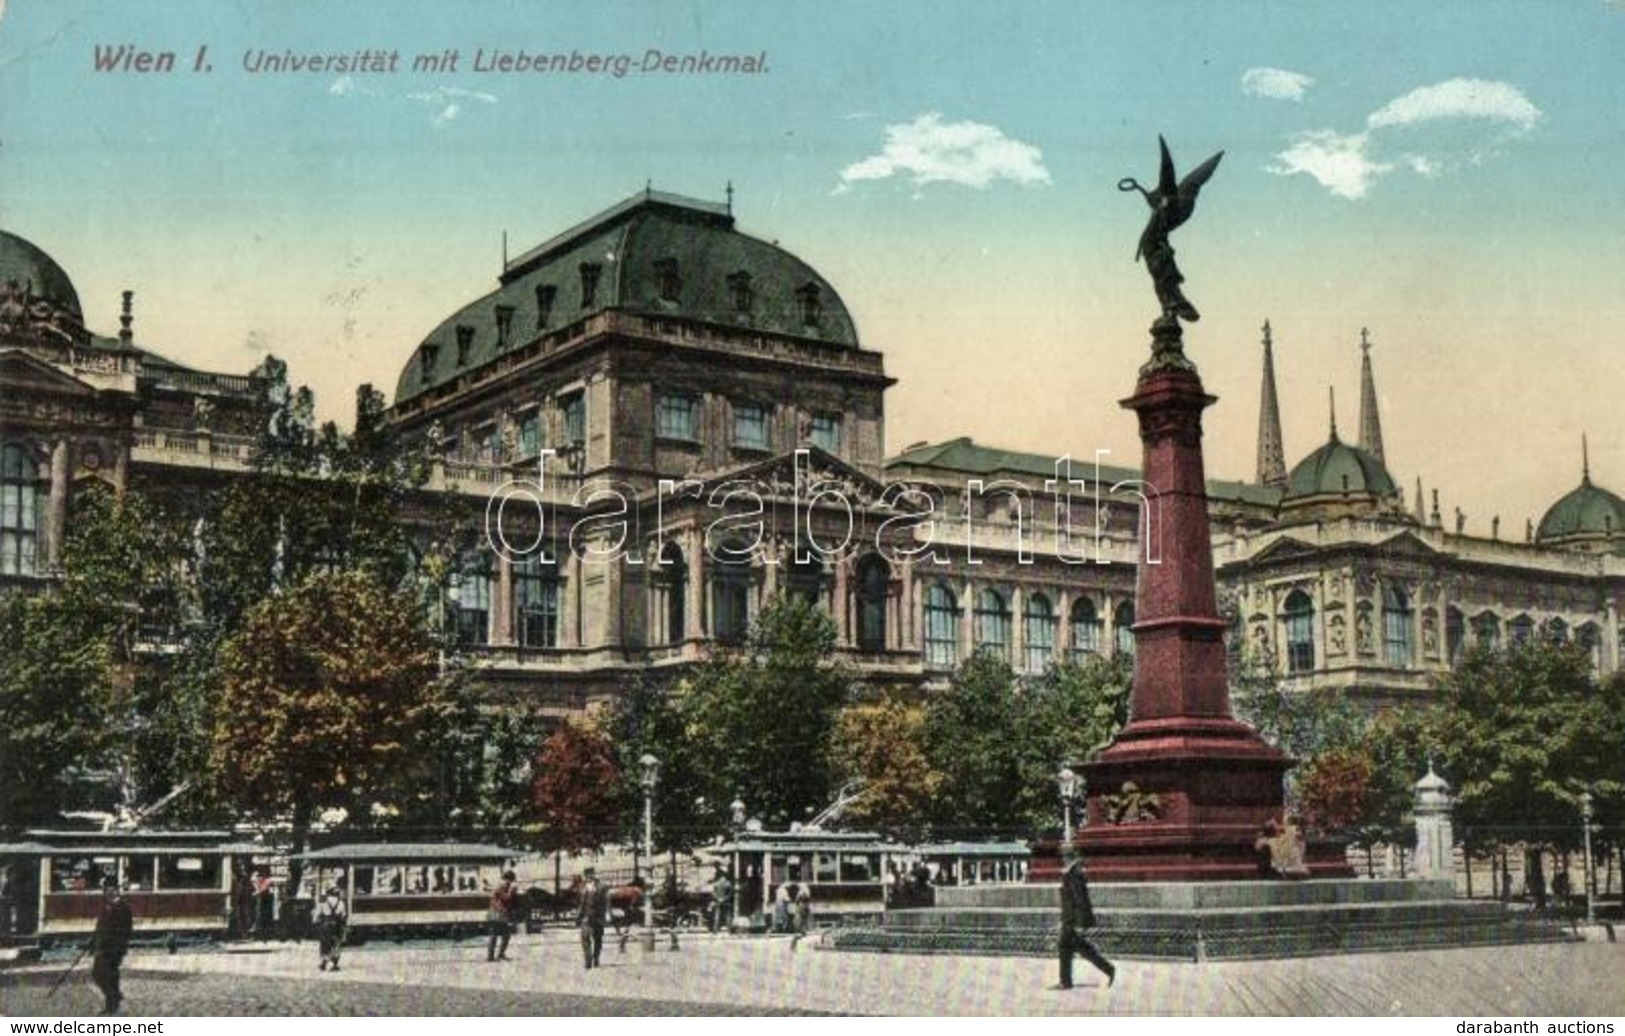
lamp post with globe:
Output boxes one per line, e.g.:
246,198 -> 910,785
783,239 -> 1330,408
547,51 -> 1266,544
1057,766 -> 1078,848
639,753 -> 660,950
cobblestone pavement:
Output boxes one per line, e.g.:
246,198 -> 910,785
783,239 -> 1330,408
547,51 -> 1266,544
0,966 -> 795,1017
3,930 -> 1623,1017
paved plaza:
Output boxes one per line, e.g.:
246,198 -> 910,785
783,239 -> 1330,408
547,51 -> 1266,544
3,929 -> 1623,1017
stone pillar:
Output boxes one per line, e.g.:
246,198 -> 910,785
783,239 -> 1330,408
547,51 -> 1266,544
833,558 -> 850,646
1413,763 -> 1455,881
492,554 -> 514,645
46,439 -> 70,567
1078,322 -> 1298,882
685,526 -> 705,640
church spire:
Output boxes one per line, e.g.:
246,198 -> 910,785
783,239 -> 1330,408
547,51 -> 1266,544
1358,327 -> 1386,463
1256,319 -> 1287,488
1328,385 -> 1339,442
1582,433 -> 1591,485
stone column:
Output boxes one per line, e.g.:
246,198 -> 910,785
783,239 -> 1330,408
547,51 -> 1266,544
492,554 -> 514,645
685,526 -> 705,640
832,557 -> 850,646
1413,763 -> 1455,881
46,440 -> 70,567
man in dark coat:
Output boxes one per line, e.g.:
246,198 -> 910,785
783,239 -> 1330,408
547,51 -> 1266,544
91,878 -> 134,1015
487,870 -> 518,962
1057,848 -> 1114,990
576,869 -> 607,969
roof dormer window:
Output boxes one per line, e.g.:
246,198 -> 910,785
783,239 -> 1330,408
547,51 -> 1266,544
494,304 -> 515,350
796,282 -> 822,328
455,325 -> 475,366
420,342 -> 440,378
535,284 -> 556,328
727,270 -> 753,313
579,263 -> 602,308
654,258 -> 682,303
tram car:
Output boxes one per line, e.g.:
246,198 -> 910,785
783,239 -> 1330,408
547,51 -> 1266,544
0,829 -> 263,946
711,829 -> 904,930
289,842 -> 519,940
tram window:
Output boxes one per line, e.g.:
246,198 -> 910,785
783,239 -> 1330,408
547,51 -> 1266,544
373,867 -> 403,894
814,853 -> 838,883
769,854 -> 788,884
839,854 -> 880,882
353,867 -> 375,896
456,866 -> 482,891
160,855 -> 220,890
124,856 -> 156,891
406,866 -> 430,894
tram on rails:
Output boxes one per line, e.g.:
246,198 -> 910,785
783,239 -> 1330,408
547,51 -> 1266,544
0,829 -> 263,945
288,842 -> 519,940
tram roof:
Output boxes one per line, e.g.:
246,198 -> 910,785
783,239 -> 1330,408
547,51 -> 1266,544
292,843 -> 518,863
912,841 -> 1031,857
711,830 -> 906,854
19,829 -> 239,852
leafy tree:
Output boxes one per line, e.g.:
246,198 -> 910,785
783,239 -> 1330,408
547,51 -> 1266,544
922,651 -> 1026,835
1015,655 -> 1133,827
680,594 -> 852,830
1434,642 -> 1625,854
210,569 -> 442,879
0,593 -> 112,829
531,719 -> 621,854
1295,746 -> 1378,834
829,691 -> 942,838
607,672 -> 712,855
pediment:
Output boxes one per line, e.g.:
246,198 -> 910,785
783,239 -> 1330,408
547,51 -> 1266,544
685,445 -> 889,507
1245,536 -> 1323,565
0,347 -> 102,397
1371,531 -> 1441,559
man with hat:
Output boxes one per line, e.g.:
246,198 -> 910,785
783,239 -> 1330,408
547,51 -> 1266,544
1056,847 -> 1115,990
90,877 -> 133,1015
575,867 -> 607,970
487,870 -> 519,962
314,883 -> 348,972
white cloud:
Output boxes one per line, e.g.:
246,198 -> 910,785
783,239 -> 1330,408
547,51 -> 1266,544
1267,78 -> 1540,200
407,86 -> 498,127
1241,67 -> 1314,102
1366,78 -> 1541,132
836,113 -> 1050,194
1267,130 -> 1389,200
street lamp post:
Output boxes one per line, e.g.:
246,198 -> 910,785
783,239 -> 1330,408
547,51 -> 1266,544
1580,790 -> 1596,925
639,753 -> 660,950
1057,767 -> 1078,848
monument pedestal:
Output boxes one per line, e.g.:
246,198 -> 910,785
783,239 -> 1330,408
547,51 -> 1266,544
1075,331 -> 1342,880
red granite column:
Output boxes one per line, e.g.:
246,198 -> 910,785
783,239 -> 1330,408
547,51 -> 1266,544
1076,325 -> 1304,881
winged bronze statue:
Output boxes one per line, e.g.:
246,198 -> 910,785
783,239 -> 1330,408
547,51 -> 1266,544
1119,136 -> 1224,324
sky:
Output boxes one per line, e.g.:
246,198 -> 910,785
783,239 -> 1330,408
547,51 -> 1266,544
2,0 -> 1623,535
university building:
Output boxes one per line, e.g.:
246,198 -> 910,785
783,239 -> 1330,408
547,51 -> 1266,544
4,191 -> 1624,718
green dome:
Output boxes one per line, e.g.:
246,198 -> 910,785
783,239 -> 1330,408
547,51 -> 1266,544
1536,477 -> 1625,542
0,230 -> 83,322
1285,436 -> 1397,500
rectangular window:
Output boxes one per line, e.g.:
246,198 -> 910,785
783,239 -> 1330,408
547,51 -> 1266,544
456,569 -> 492,646
560,392 -> 586,446
518,412 -> 540,458
809,413 -> 842,454
160,854 -> 221,891
656,394 -> 699,442
473,424 -> 498,464
733,402 -> 769,450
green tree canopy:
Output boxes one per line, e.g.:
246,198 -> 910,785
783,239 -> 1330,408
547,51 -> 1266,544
829,691 -> 942,839
210,569 -> 442,862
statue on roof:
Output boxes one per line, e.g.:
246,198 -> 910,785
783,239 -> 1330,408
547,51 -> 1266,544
1119,137 -> 1224,332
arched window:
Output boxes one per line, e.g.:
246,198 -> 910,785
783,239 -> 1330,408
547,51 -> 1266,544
924,583 -> 959,668
1576,623 -> 1602,673
1283,590 -> 1315,674
855,555 -> 889,652
0,444 -> 39,576
785,553 -> 825,607
1383,584 -> 1413,667
1509,614 -> 1534,646
1543,616 -> 1569,646
1069,597 -> 1102,660
453,557 -> 492,647
974,588 -> 1011,661
514,550 -> 560,648
659,542 -> 686,645
1114,601 -> 1136,657
1445,607 -> 1466,665
1024,592 -> 1056,673
1472,611 -> 1501,652
712,544 -> 753,646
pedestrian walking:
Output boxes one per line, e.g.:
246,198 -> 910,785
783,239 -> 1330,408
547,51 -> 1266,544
793,883 -> 811,934
772,883 -> 791,933
486,870 -> 518,962
90,877 -> 133,1015
710,869 -> 733,933
576,868 -> 607,969
1055,848 -> 1114,990
314,885 -> 348,972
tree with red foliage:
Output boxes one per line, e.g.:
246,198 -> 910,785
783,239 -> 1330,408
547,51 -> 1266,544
1295,745 -> 1378,834
531,720 -> 621,854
